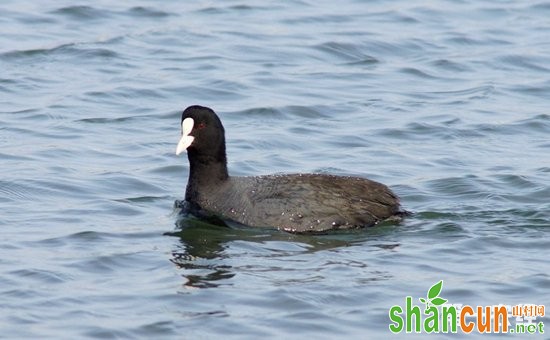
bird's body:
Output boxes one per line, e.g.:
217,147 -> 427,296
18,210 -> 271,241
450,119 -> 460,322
188,173 -> 400,233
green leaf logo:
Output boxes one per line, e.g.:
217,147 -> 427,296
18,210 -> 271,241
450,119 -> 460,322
428,280 -> 443,299
431,297 -> 447,306
420,280 -> 448,311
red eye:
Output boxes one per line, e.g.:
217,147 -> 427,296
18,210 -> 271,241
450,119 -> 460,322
198,122 -> 206,129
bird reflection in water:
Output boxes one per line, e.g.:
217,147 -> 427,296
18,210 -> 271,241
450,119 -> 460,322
167,205 -> 400,289
167,217 -> 236,289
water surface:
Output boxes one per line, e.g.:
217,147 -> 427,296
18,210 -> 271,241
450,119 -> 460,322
1,1 -> 549,338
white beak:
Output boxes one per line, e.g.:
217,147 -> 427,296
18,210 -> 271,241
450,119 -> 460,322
176,117 -> 195,155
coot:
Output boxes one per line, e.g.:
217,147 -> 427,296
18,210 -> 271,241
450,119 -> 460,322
176,105 -> 404,233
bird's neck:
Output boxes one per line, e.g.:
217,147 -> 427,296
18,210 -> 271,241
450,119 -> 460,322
185,149 -> 229,202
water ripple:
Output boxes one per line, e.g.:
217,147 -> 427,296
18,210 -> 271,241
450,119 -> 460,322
50,5 -> 112,21
313,42 -> 379,65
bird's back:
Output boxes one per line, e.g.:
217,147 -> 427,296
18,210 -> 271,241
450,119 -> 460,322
198,173 -> 401,233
